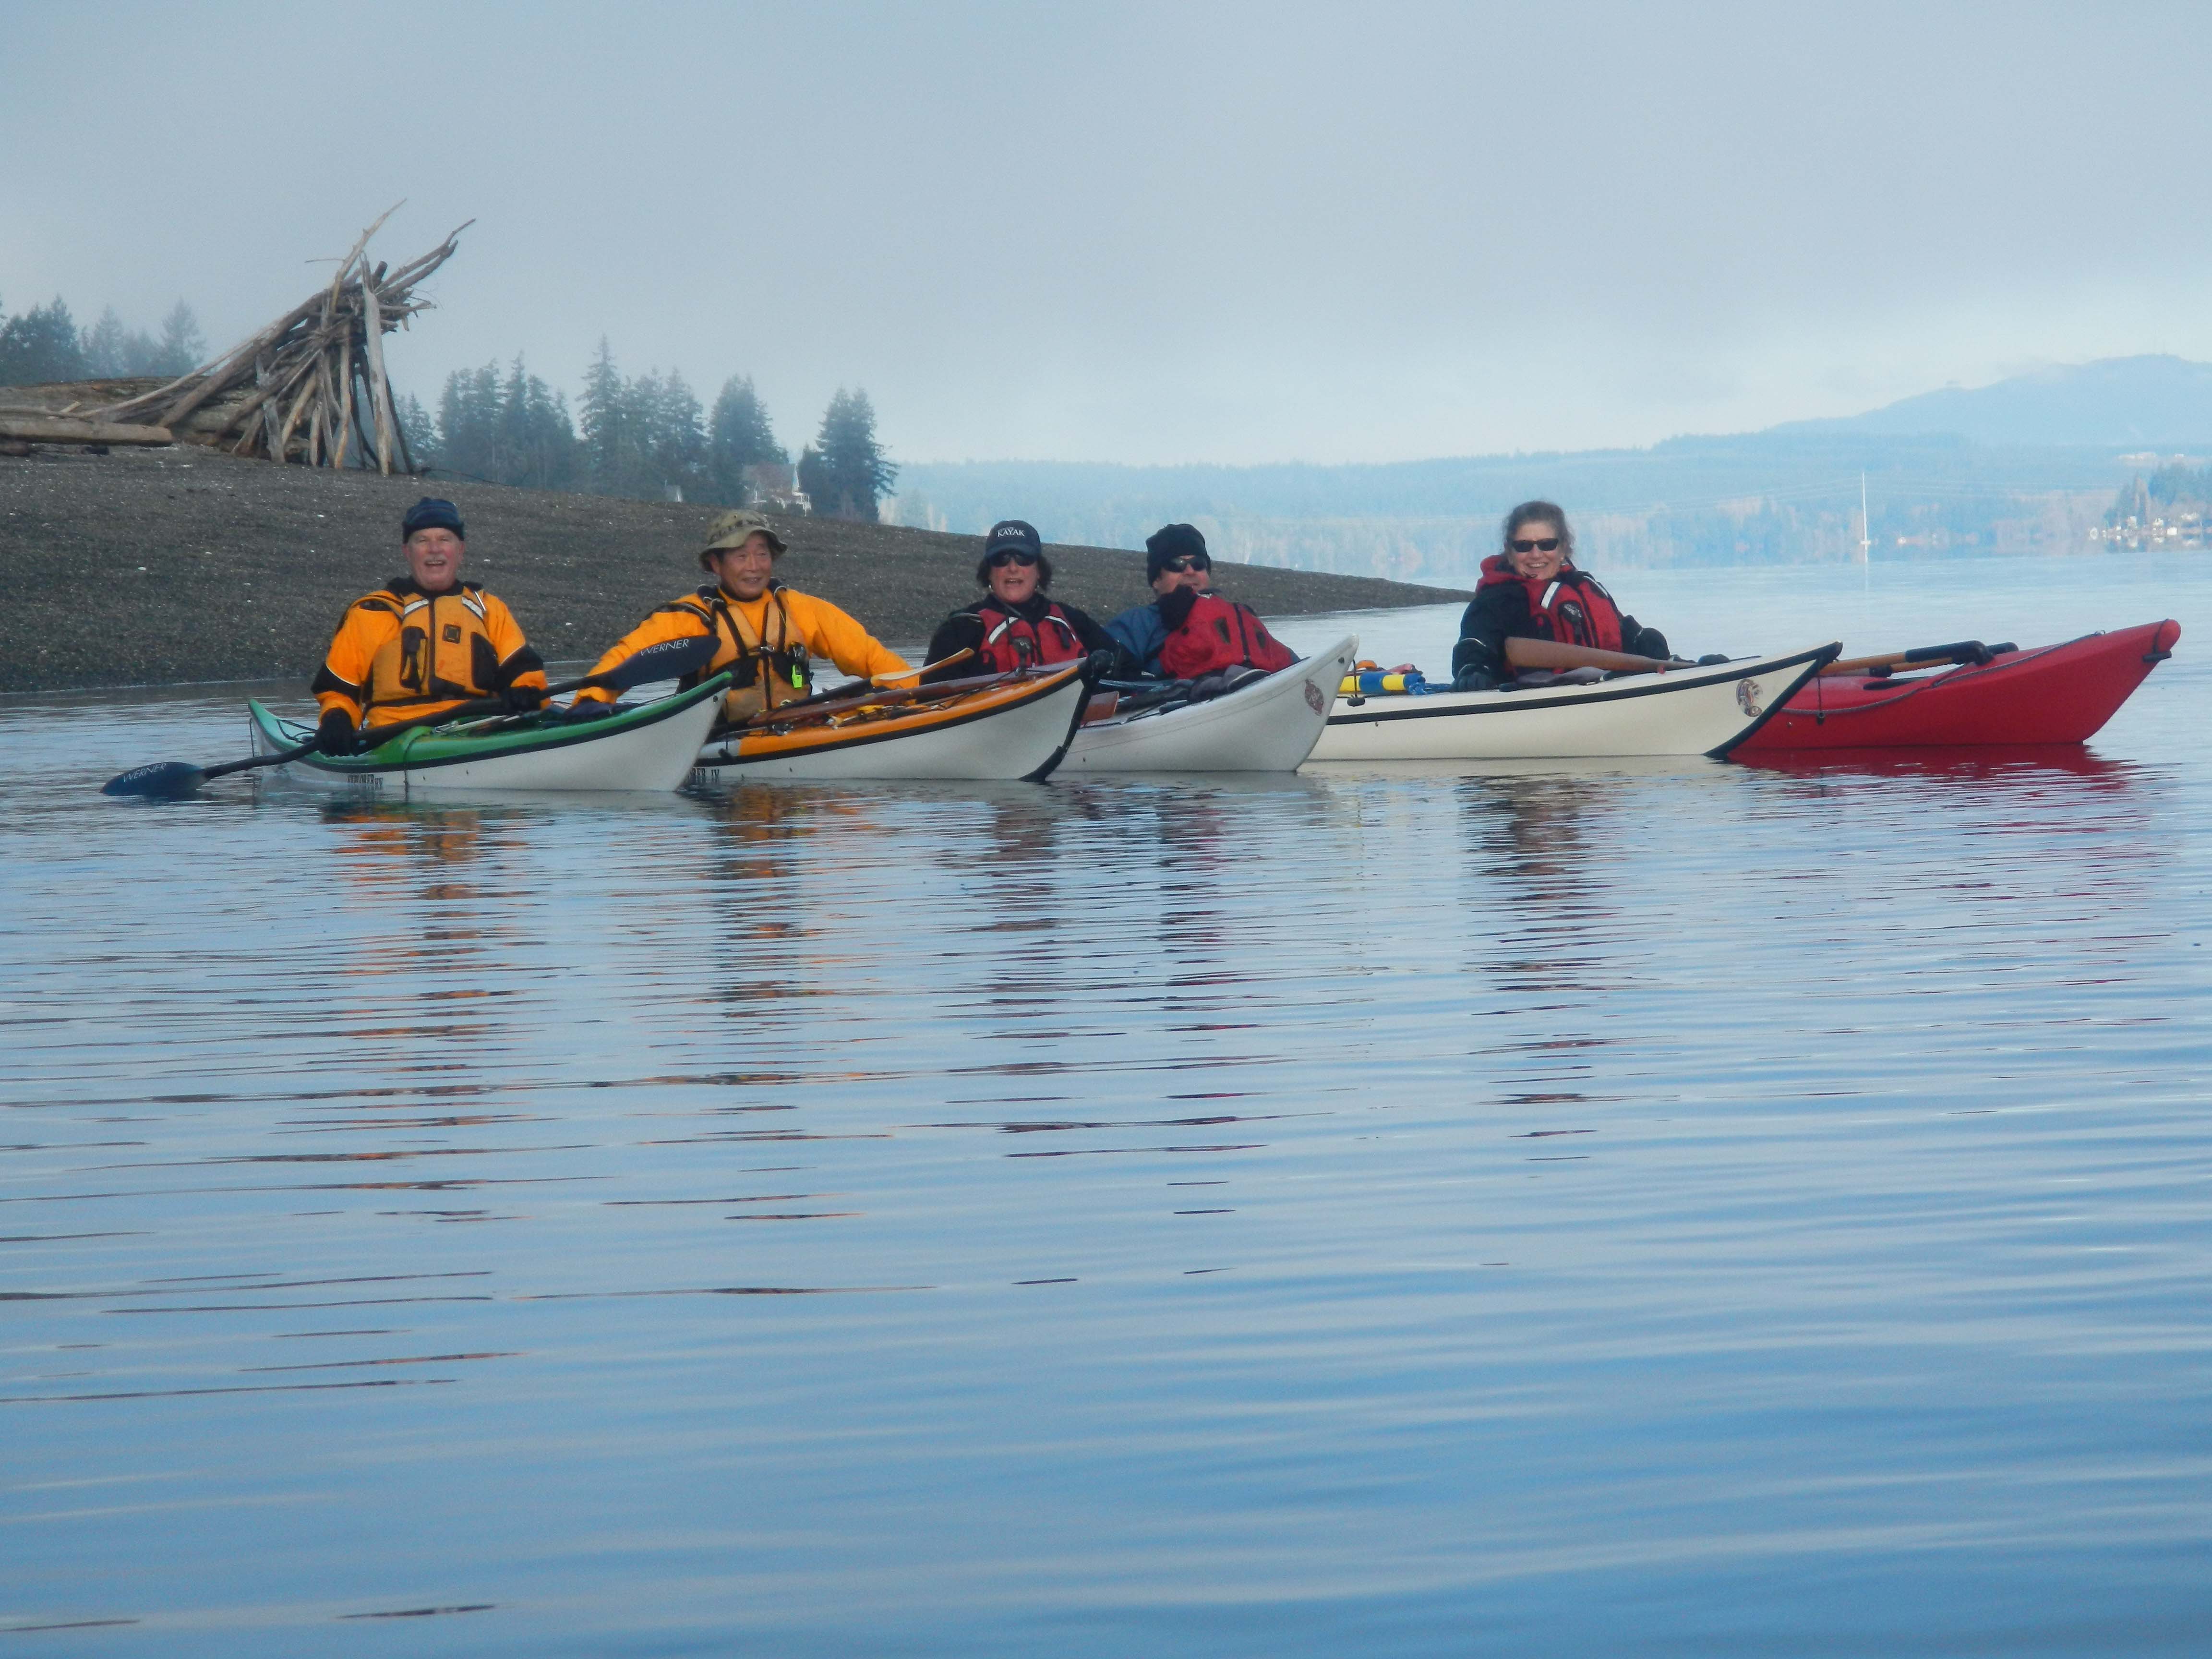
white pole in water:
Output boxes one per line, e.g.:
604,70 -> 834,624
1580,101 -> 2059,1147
1860,471 -> 1872,593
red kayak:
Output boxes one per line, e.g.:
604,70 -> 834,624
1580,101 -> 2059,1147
1736,619 -> 2180,752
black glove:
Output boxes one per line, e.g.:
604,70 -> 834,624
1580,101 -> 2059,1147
1156,587 -> 1201,631
315,709 -> 357,755
561,699 -> 618,723
503,681 -> 548,714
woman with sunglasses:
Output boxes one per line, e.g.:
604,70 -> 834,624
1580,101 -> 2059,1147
1449,501 -> 1673,690
922,519 -> 1130,682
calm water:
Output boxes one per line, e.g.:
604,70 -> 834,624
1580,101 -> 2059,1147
3,554 -> 2208,1655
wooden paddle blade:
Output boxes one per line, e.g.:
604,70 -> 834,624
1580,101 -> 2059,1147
1503,637 -> 1672,674
101,760 -> 207,797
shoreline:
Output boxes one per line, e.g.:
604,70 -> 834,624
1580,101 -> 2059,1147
0,448 -> 1468,695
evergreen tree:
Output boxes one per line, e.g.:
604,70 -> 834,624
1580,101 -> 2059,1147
643,368 -> 708,500
396,391 -> 438,470
806,388 -> 896,521
708,374 -> 785,505
81,307 -> 160,377
578,337 -> 639,496
796,443 -> 828,516
433,357 -> 577,490
500,357 -> 579,492
0,297 -> 88,386
150,302 -> 206,376
438,362 -> 503,480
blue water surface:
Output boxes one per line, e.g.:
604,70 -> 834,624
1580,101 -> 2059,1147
1,553 -> 2207,1655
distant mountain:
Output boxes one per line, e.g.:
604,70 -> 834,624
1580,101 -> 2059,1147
1767,355 -> 2212,448
891,357 -> 2197,577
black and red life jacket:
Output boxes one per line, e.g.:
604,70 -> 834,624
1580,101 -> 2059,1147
1476,555 -> 1626,654
1158,593 -> 1299,679
972,596 -> 1086,673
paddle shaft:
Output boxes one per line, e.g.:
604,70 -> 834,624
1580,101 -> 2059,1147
735,649 -> 978,724
1819,640 -> 2010,678
738,658 -> 1071,733
1503,637 -> 1676,675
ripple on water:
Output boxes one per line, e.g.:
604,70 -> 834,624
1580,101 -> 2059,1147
4,567 -> 2210,1654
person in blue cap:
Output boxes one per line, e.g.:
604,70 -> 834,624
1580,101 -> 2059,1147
310,497 -> 548,752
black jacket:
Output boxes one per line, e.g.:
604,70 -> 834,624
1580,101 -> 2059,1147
924,593 -> 1131,680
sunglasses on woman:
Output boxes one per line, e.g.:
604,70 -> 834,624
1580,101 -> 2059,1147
1161,555 -> 1210,572
1510,537 -> 1562,554
987,548 -> 1040,567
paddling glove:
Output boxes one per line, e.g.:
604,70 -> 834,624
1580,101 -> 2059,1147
504,682 -> 549,714
316,709 -> 358,755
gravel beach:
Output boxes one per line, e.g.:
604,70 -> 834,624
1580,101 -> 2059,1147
0,447 -> 1467,693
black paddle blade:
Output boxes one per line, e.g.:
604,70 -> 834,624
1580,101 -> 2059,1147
593,633 -> 721,691
101,760 -> 207,798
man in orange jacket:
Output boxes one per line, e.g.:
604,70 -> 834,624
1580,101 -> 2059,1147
313,498 -> 548,752
575,511 -> 907,725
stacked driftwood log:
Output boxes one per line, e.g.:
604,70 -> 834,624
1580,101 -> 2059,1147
0,210 -> 466,470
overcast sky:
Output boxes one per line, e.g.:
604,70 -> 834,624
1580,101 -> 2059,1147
6,2 -> 2209,467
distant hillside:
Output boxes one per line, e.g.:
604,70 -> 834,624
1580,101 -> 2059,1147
1768,355 -> 2212,448
0,448 -> 1466,694
892,357 -> 2204,578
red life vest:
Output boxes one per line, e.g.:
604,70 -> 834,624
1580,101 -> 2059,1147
974,598 -> 1085,673
1477,557 -> 1627,653
1158,594 -> 1299,679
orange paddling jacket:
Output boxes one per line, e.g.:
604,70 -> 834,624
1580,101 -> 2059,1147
313,578 -> 547,732
577,582 -> 908,722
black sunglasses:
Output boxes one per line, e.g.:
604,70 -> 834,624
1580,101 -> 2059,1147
1161,554 -> 1210,572
987,548 -> 1040,567
1510,537 -> 1562,554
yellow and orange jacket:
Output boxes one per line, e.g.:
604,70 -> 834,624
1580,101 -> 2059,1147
577,582 -> 908,722
313,577 -> 548,732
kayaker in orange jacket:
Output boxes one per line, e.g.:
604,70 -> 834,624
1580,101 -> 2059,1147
575,511 -> 908,725
312,497 -> 549,753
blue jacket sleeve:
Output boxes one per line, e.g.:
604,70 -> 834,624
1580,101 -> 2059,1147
1106,602 -> 1169,678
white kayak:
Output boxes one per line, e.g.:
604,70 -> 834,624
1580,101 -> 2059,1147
692,661 -> 1090,782
246,677 -> 726,794
1306,642 -> 1840,762
1060,636 -> 1360,773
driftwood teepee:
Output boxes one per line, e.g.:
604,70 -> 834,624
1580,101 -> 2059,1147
32,209 -> 469,472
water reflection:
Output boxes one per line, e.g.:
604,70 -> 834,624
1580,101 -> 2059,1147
5,630 -> 2211,1656
1733,744 -> 2143,781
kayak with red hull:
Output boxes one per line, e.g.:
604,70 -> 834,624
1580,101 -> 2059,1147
1736,620 -> 2180,752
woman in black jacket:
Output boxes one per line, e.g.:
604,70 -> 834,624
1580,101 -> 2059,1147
1450,501 -> 1672,689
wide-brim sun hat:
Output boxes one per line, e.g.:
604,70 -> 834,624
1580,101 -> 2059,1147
699,509 -> 788,569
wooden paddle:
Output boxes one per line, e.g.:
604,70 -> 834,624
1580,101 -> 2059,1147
731,649 -> 977,726
1818,640 -> 2011,678
101,634 -> 720,798
1504,637 -> 1679,675
729,651 -> 1098,735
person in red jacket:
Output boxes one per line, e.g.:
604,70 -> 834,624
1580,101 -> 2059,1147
922,519 -> 1128,680
1449,501 -> 1673,689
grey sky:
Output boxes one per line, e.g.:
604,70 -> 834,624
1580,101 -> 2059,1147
6,2 -> 2209,466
